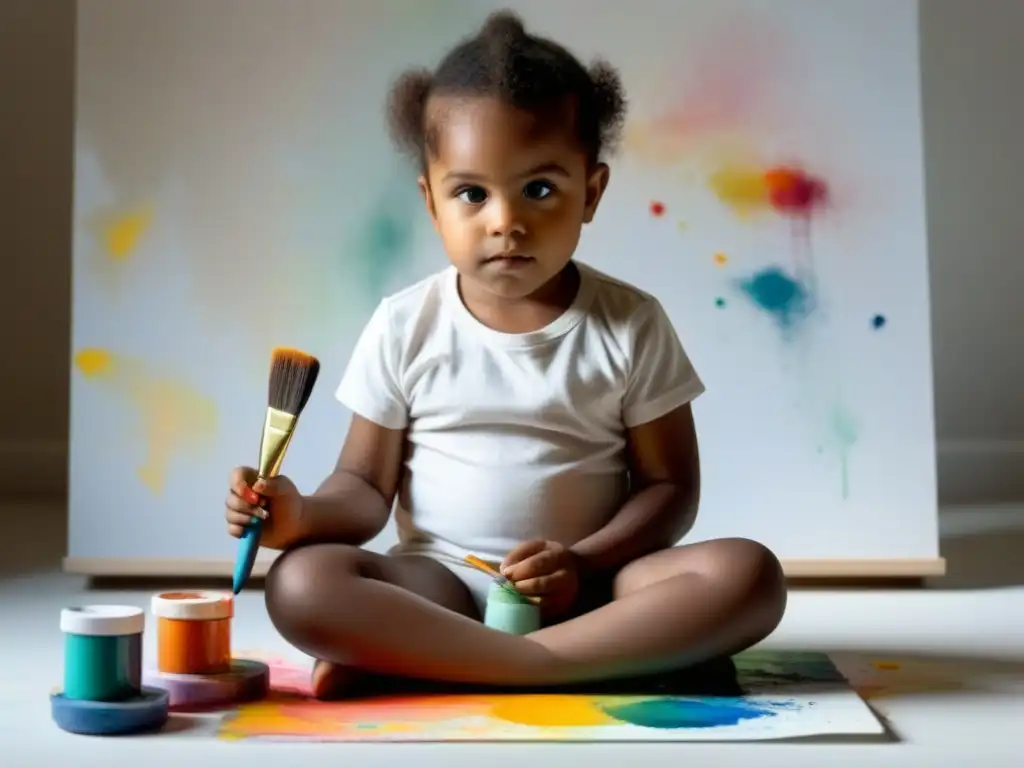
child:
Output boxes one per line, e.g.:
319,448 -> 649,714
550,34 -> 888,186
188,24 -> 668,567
224,10 -> 786,699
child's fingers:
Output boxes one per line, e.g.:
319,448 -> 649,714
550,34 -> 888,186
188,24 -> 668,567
252,476 -> 289,497
225,492 -> 267,520
227,523 -> 246,538
504,547 -> 559,582
501,539 -> 548,574
514,569 -> 568,596
226,509 -> 259,527
229,466 -> 262,505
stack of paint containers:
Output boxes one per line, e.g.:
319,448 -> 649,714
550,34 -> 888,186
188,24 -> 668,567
141,591 -> 269,710
51,605 -> 171,735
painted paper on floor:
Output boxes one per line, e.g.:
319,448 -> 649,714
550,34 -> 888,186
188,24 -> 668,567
217,650 -> 883,742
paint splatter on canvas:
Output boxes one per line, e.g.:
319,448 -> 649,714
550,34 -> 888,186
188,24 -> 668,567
217,650 -> 882,742
73,347 -> 218,494
737,265 -> 814,333
97,207 -> 152,261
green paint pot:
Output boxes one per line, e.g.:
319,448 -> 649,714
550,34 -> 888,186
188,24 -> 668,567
483,583 -> 540,635
60,605 -> 145,701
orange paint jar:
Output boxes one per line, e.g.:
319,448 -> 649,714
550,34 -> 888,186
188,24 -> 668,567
151,591 -> 233,675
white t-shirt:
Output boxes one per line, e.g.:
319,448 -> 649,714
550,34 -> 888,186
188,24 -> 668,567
335,261 -> 705,566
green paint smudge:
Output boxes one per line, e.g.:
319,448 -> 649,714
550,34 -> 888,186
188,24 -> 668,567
352,170 -> 423,299
830,406 -> 859,499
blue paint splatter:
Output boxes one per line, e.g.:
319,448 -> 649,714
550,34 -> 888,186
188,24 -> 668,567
871,314 -> 886,329
599,697 -> 797,729
715,297 -> 727,308
737,266 -> 813,331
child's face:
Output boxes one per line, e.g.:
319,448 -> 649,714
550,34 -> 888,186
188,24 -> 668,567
419,96 -> 609,302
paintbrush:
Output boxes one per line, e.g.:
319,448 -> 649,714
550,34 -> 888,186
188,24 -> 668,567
463,554 -> 541,604
232,347 -> 321,594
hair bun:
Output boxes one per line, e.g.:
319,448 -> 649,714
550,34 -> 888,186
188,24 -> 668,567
479,10 -> 526,41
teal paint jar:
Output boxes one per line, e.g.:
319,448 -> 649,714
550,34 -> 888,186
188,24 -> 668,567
483,583 -> 541,635
60,605 -> 145,701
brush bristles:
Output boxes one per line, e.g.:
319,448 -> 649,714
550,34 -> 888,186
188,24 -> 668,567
268,347 -> 321,416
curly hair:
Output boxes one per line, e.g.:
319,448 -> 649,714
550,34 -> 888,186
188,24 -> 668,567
386,10 -> 627,170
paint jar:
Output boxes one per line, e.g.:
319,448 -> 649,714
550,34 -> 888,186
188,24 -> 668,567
60,605 -> 145,701
483,582 -> 540,635
151,591 -> 233,675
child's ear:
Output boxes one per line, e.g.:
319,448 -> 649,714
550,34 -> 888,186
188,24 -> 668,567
583,163 -> 610,224
418,176 -> 439,230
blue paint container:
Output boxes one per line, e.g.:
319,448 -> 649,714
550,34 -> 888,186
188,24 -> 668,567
60,605 -> 145,702
483,583 -> 540,635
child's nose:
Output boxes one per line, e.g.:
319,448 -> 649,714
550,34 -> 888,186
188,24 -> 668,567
488,198 -> 527,239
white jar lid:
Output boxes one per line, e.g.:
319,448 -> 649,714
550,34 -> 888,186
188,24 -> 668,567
60,605 -> 145,636
151,591 -> 233,621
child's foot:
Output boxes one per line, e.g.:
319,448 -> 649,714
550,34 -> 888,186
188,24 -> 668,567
310,659 -> 361,700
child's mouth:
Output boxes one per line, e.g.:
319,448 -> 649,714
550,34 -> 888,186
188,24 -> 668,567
483,253 -> 534,267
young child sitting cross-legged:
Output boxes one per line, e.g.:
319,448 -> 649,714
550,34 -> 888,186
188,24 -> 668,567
223,10 -> 787,699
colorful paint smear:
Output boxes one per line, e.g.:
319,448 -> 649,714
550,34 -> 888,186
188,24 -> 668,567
217,649 -> 881,742
74,347 -> 217,493
709,164 -> 828,220
715,297 -> 727,309
872,314 -> 887,330
736,266 -> 813,333
649,201 -> 666,217
714,252 -> 729,266
623,18 -> 790,163
599,697 -> 794,729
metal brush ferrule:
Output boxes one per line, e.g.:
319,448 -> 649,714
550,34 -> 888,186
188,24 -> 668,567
258,406 -> 298,480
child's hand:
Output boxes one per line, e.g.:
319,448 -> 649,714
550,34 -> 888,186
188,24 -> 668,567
224,466 -> 305,551
501,539 -> 581,616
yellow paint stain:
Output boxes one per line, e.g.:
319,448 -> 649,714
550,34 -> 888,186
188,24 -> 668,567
74,348 -> 113,376
676,221 -> 688,231
487,694 -> 617,727
707,165 -> 770,217
73,347 -> 217,494
713,252 -> 729,266
101,209 -> 152,261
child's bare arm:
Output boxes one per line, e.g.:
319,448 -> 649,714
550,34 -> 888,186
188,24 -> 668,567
570,403 -> 701,573
296,414 -> 405,546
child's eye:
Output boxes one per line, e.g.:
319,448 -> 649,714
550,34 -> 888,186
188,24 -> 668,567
523,180 -> 555,200
456,186 -> 488,205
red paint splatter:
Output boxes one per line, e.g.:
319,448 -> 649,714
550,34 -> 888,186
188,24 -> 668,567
650,201 -> 666,217
764,167 -> 829,217
761,166 -> 829,280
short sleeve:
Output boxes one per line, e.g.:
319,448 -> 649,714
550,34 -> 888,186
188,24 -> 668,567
335,299 -> 409,430
622,298 -> 705,428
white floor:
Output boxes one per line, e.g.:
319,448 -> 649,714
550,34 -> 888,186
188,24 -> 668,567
3,500 -> 1024,767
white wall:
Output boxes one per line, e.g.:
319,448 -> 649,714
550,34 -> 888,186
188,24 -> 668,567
921,0 -> 1024,502
0,0 -> 1020,505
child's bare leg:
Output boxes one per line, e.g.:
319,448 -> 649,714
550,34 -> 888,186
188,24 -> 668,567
528,537 -> 787,681
267,544 -> 482,698
265,537 -> 785,688
264,543 -> 561,687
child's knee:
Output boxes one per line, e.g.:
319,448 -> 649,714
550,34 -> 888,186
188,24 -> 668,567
714,537 -> 786,629
264,543 -> 363,638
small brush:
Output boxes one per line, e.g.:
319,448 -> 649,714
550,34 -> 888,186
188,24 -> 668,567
463,554 -> 541,604
232,347 -> 321,594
